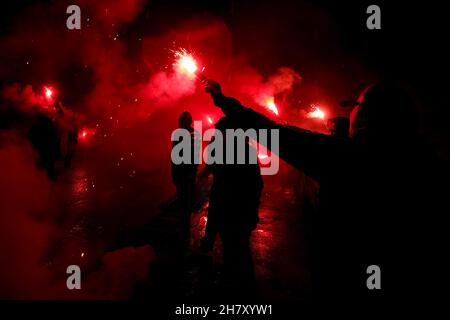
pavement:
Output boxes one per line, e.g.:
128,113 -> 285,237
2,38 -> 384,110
45,159 -> 312,301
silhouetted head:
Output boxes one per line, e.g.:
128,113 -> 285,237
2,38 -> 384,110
178,111 -> 192,129
350,82 -> 417,144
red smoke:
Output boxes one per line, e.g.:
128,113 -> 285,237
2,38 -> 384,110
0,131 -> 156,299
0,0 -> 321,299
228,63 -> 302,118
2,84 -> 48,112
0,132 -> 53,299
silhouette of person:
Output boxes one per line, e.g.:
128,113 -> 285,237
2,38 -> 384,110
202,116 -> 263,295
172,111 -> 199,250
203,79 -> 445,304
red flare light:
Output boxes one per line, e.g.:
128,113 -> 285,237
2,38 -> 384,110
43,86 -> 55,102
173,49 -> 198,79
206,116 -> 213,124
264,97 -> 279,116
307,106 -> 325,120
45,88 -> 52,99
79,128 -> 94,141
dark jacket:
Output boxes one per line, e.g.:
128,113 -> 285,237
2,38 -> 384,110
207,117 -> 263,230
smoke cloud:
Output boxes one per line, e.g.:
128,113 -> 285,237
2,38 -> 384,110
0,132 -> 53,299
0,0 -> 312,299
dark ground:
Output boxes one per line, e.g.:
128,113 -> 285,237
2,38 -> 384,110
46,156 -> 312,301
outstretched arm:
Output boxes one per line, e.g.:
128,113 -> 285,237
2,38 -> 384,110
204,80 -> 350,181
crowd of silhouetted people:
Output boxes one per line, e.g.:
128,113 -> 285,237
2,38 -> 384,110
171,79 -> 447,303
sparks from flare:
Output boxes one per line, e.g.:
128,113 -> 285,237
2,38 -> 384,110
173,48 -> 199,79
206,116 -> 213,124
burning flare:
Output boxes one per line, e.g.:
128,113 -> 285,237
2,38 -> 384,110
173,49 -> 199,79
79,128 -> 95,141
307,105 -> 325,119
264,97 -> 279,116
43,86 -> 55,102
